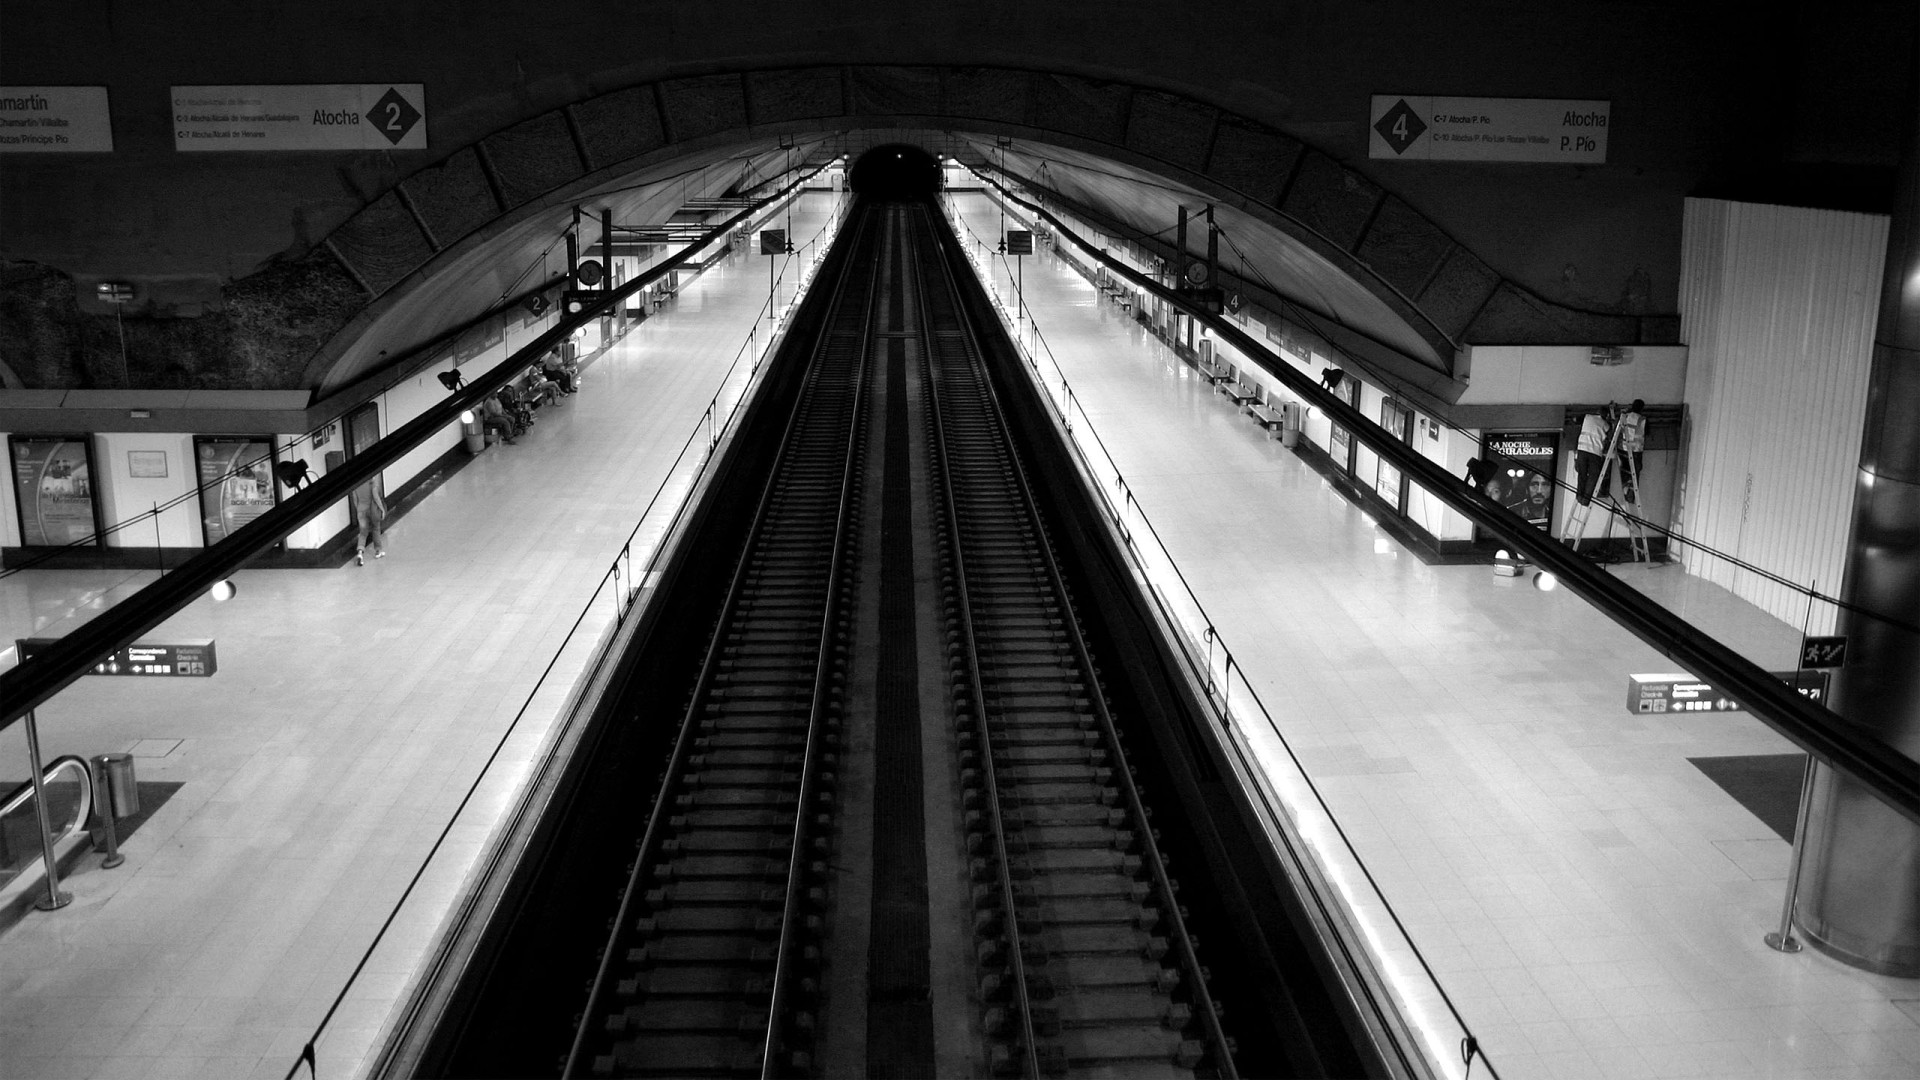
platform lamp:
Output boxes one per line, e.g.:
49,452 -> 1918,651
97,281 -> 135,379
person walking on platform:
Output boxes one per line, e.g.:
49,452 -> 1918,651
351,480 -> 387,565
1616,399 -> 1647,499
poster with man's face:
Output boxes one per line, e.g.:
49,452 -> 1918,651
1479,432 -> 1559,530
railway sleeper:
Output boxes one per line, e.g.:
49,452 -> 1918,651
625,937 -> 778,967
635,908 -> 781,936
995,743 -> 1106,764
598,1033 -> 768,1077
613,967 -> 773,999
679,765 -> 799,787
652,855 -> 789,881
603,999 -> 762,1035
1055,1028 -> 1203,1072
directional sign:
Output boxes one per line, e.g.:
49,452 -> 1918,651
1369,95 -> 1609,163
1799,635 -> 1847,670
0,86 -> 113,153
1628,670 -> 1826,715
759,229 -> 788,255
18,638 -> 217,678
1005,230 -> 1033,255
171,85 -> 427,151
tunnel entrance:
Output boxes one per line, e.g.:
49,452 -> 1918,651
849,144 -> 941,198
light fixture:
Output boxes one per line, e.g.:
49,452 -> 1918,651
209,579 -> 238,602
1493,549 -> 1529,577
459,410 -> 475,425
1532,571 -> 1560,592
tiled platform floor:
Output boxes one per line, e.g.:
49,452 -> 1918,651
946,191 -> 1920,1079
0,192 -> 844,1080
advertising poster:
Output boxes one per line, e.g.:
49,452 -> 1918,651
10,436 -> 100,546
196,438 -> 277,544
1480,431 -> 1560,530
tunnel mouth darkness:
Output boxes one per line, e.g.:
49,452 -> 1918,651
849,143 -> 942,198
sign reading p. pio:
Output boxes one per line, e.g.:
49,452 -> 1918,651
0,87 -> 113,152
1628,670 -> 1828,715
171,85 -> 426,151
1370,96 -> 1609,164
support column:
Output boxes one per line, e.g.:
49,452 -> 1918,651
1797,29 -> 1920,977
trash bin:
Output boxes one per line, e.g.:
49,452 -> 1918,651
94,753 -> 139,817
463,415 -> 485,454
1280,402 -> 1305,448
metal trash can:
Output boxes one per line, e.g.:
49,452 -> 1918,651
463,415 -> 485,454
1280,402 -> 1305,448
94,753 -> 139,817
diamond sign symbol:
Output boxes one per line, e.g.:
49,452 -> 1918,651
365,88 -> 421,146
1374,99 -> 1425,156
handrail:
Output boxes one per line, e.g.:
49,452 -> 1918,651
332,189 -> 852,1080
961,177 -> 1920,831
0,754 -> 96,872
945,199 -> 1489,1080
1,162 -> 840,735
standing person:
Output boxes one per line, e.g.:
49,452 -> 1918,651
350,480 -> 387,565
1574,409 -> 1611,505
1616,399 -> 1647,499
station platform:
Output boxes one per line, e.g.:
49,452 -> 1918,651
0,187 -> 1914,1080
0,191 -> 844,1080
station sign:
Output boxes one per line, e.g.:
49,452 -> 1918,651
0,86 -> 113,153
1004,230 -> 1033,255
18,638 -> 218,678
1627,670 -> 1826,715
171,85 -> 426,151
1370,95 -> 1609,164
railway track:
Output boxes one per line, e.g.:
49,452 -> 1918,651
559,202 -> 1246,1078
909,210 -> 1238,1078
565,209 -> 881,1079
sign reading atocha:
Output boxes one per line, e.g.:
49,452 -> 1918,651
171,84 -> 427,151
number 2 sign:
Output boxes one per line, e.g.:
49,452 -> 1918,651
172,85 -> 427,151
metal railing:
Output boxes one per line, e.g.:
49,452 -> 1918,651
0,752 -> 95,912
946,199 -> 1495,1080
333,191 -> 853,1080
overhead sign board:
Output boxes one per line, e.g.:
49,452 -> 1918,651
18,638 -> 218,678
0,86 -> 113,152
1627,670 -> 1827,715
1370,96 -> 1609,164
171,85 -> 426,151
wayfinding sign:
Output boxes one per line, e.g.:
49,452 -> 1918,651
1005,230 -> 1033,255
0,87 -> 113,152
171,85 -> 426,151
1627,670 -> 1827,715
18,638 -> 218,678
1799,635 -> 1847,670
1370,96 -> 1609,164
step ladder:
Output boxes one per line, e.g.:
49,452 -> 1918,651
1565,410 -> 1651,563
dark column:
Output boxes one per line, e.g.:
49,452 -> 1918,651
1797,29 -> 1920,977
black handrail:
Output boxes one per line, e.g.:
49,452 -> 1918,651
1,165 -> 830,734
972,175 -> 1920,830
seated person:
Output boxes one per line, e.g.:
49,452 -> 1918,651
542,351 -> 578,394
524,366 -> 564,407
480,394 -> 518,444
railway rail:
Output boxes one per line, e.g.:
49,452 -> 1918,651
472,198 -> 1367,1080
565,209 -> 881,1079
